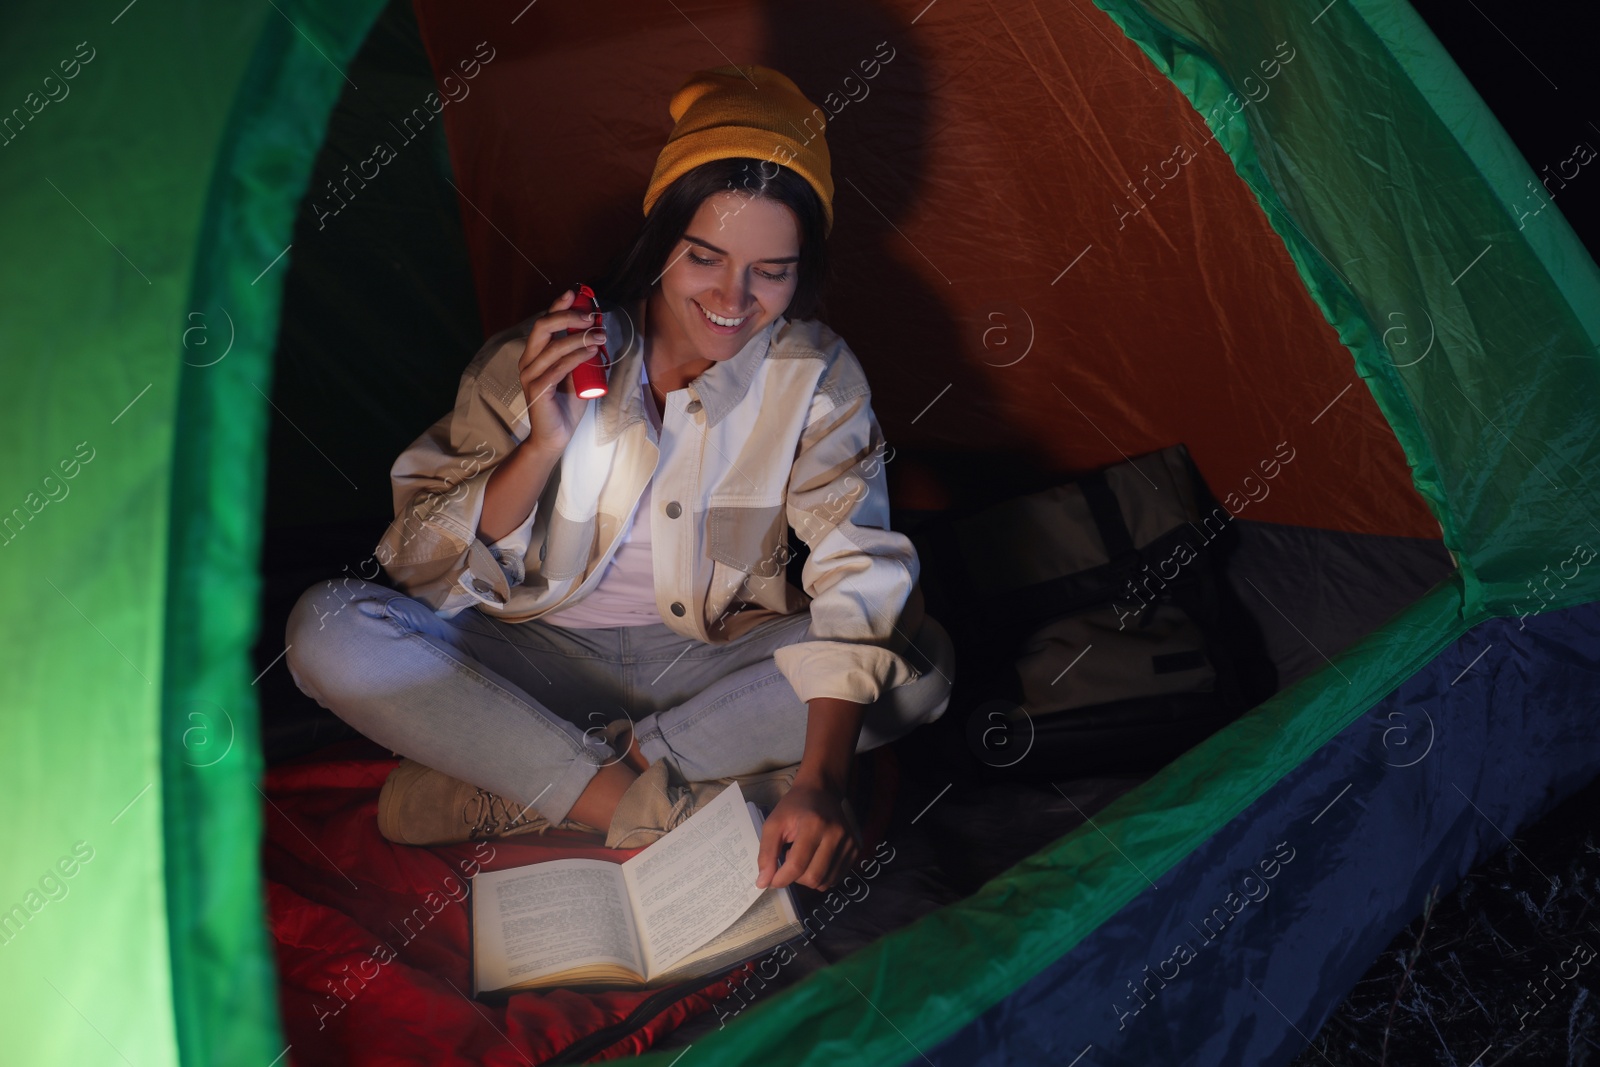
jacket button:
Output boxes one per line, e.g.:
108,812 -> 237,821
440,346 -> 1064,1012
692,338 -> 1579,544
685,399 -> 703,414
665,501 -> 682,518
472,578 -> 504,603
670,601 -> 686,616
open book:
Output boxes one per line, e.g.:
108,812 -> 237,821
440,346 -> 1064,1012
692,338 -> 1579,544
470,781 -> 803,994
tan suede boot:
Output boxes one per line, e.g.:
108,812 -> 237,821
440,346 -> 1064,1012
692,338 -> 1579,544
604,761 -> 724,848
377,759 -> 602,846
603,759 -> 807,849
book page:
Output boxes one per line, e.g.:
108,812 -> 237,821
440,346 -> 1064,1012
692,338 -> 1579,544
472,859 -> 642,992
621,783 -> 766,978
665,805 -> 801,975
659,883 -> 801,981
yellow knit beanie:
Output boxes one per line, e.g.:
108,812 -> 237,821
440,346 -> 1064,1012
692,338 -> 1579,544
643,65 -> 834,235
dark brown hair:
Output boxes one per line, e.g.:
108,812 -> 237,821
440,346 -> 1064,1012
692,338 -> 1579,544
595,157 -> 830,321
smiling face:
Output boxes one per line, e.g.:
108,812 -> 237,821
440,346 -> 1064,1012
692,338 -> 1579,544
646,190 -> 801,382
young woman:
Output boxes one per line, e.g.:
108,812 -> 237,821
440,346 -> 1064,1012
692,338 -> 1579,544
286,65 -> 953,893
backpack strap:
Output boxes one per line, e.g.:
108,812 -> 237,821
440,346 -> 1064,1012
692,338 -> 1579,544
1078,470 -> 1136,563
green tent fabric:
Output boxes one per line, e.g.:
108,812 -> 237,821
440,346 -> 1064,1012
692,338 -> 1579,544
1,5 -> 388,1063
2,0 -> 1596,1063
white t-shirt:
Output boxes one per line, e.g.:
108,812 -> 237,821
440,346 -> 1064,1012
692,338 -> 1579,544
536,359 -> 665,629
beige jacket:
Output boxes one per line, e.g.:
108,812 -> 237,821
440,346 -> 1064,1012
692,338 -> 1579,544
373,296 -> 926,706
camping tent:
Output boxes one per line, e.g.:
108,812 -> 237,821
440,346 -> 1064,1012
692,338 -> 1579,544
2,0 -> 1597,1063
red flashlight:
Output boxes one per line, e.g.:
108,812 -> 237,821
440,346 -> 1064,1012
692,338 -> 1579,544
566,283 -> 609,400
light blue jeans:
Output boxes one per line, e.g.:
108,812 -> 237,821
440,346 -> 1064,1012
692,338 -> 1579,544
284,579 -> 954,823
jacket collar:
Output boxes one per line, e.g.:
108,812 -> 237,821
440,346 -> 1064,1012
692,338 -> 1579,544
594,294 -> 783,445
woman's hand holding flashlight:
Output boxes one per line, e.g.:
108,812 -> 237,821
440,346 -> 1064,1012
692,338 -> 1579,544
517,287 -> 606,457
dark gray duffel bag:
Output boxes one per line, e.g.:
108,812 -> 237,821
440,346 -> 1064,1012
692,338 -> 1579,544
910,443 -> 1274,780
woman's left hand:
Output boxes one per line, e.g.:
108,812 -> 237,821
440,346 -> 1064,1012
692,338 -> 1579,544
755,779 -> 861,892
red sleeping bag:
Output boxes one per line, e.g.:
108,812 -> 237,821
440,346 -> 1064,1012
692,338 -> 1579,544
263,741 -> 896,1064
267,744 -> 748,1064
